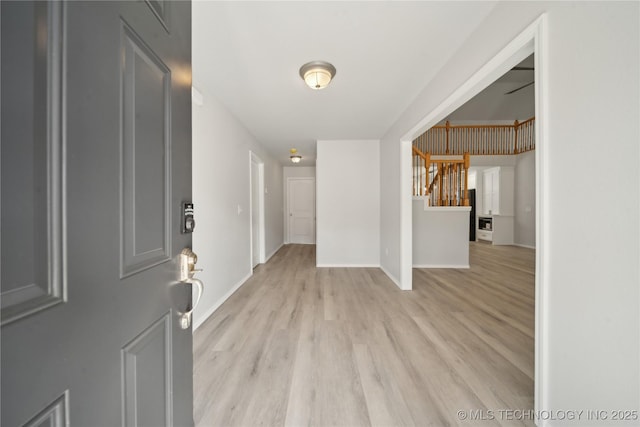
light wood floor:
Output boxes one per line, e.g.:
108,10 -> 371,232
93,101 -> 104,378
193,243 -> 535,427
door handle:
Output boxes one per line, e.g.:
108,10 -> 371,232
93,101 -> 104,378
178,248 -> 204,329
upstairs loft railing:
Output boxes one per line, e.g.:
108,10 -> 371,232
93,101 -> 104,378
413,146 -> 470,206
413,117 -> 535,156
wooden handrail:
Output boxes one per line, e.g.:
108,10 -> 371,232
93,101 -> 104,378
412,146 -> 428,162
517,116 -> 535,127
433,123 -> 517,130
414,117 -> 535,156
428,172 -> 439,194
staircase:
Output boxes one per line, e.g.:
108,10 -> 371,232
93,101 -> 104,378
413,147 -> 470,206
412,117 -> 535,205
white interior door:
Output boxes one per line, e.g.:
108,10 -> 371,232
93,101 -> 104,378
288,178 -> 315,244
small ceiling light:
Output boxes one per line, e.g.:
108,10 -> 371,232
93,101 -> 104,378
299,61 -> 336,90
290,148 -> 302,163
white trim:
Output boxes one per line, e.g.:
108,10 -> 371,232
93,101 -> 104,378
532,14 -> 549,421
265,243 -> 284,263
413,264 -> 470,269
249,152 -> 266,267
514,243 -> 536,250
380,265 -> 404,290
316,263 -> 380,268
258,163 -> 265,263
191,86 -> 204,106
192,271 -> 252,331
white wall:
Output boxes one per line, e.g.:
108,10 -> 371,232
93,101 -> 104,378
283,166 -> 315,243
380,2 -> 639,423
412,202 -> 470,268
191,91 -> 283,329
514,150 -> 535,248
379,138 -> 403,285
283,166 -> 315,179
317,140 -> 380,266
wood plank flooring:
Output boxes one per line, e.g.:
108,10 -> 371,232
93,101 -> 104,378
193,243 -> 535,426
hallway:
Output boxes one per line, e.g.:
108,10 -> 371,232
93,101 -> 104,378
193,243 -> 535,426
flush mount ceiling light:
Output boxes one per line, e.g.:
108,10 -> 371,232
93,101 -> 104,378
299,61 -> 336,90
290,148 -> 302,163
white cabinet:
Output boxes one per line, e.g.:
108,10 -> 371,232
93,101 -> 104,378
477,229 -> 492,242
478,167 -> 514,245
482,167 -> 514,216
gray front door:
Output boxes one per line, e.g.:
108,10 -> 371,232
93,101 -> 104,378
1,1 -> 194,426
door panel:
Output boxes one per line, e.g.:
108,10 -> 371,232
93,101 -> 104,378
23,392 -> 68,427
288,178 -> 315,244
122,313 -> 172,427
0,0 -> 65,325
1,2 -> 193,426
121,20 -> 172,276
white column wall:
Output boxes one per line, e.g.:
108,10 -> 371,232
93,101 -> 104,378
317,140 -> 380,267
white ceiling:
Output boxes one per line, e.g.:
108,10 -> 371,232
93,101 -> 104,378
192,1 -> 499,165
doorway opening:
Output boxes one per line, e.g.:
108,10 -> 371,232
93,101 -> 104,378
399,15 -> 547,414
250,152 -> 265,268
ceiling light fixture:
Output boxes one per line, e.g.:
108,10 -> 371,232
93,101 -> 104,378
299,61 -> 336,90
290,148 -> 302,163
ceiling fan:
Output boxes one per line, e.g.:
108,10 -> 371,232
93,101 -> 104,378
505,66 -> 534,95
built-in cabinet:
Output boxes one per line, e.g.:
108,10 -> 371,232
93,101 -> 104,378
482,166 -> 514,216
478,166 -> 514,245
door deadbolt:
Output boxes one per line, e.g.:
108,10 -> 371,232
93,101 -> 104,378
182,202 -> 195,233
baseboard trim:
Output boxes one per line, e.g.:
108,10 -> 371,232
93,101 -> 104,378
514,243 -> 536,249
380,265 -> 404,290
413,264 -> 470,269
316,263 -> 380,268
193,271 -> 252,331
265,242 -> 284,263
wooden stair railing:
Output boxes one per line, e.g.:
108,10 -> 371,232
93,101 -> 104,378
414,117 -> 535,156
413,146 -> 470,206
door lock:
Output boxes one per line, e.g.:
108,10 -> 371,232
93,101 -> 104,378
178,248 -> 203,329
182,202 -> 195,233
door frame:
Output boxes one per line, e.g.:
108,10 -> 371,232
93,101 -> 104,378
285,177 -> 316,244
399,15 -> 547,415
249,151 -> 265,267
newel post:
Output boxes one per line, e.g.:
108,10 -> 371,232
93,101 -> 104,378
513,119 -> 519,154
